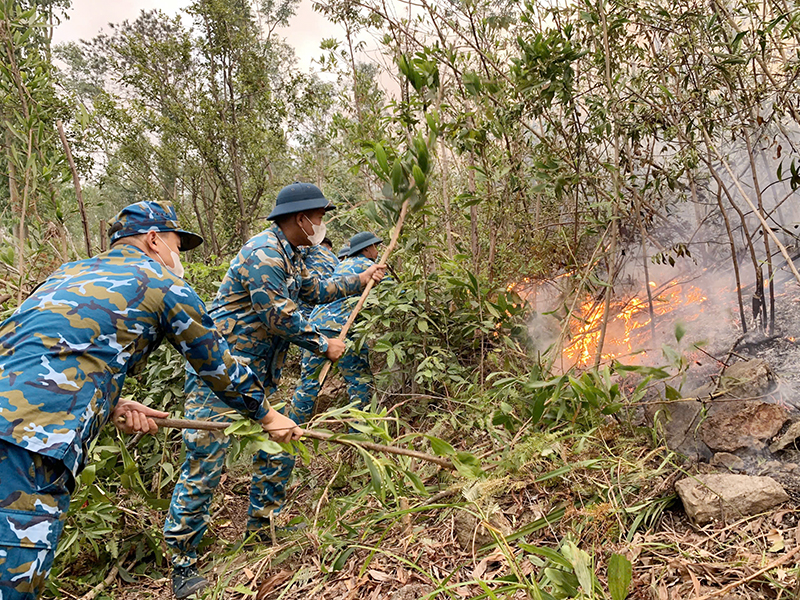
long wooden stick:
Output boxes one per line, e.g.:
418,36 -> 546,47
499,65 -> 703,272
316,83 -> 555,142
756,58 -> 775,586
318,198 -> 411,384
138,416 -> 454,469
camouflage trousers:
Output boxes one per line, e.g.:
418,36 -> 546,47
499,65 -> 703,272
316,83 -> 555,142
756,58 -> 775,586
0,440 -> 72,600
290,341 -> 373,425
163,373 -> 293,568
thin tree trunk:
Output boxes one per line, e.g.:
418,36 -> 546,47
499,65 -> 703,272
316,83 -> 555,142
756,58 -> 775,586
56,120 -> 91,257
467,153 -> 479,273
594,0 -> 622,369
713,181 -> 747,333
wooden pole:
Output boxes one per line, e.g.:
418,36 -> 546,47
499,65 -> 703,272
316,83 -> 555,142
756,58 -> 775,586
56,120 -> 92,257
317,199 -> 411,385
123,415 -> 454,469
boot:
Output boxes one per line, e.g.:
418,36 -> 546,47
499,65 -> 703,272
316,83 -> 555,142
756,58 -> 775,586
172,564 -> 209,599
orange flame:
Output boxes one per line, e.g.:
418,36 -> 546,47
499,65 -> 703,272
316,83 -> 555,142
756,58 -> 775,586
563,280 -> 710,367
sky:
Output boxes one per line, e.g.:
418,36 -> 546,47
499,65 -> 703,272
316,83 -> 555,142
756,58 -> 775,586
52,0 -> 345,73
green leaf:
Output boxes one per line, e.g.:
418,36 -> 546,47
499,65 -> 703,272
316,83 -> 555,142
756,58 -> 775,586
252,438 -> 285,455
231,584 -> 255,595
562,541 -> 593,594
374,142 -> 389,176
674,322 -> 686,343
608,553 -> 632,600
453,452 -> 483,479
664,385 -> 681,401
412,164 -> 426,190
391,159 -> 404,193
425,435 -> 455,456
518,544 -> 573,570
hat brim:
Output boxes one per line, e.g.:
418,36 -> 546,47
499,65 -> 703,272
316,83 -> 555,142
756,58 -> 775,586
348,236 -> 383,256
267,197 -> 336,220
177,230 -> 204,251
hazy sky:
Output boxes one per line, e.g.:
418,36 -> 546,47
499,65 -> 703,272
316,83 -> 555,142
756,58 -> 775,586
52,0 -> 341,72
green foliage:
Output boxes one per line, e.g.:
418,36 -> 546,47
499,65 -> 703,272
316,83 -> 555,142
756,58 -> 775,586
361,257 -> 529,396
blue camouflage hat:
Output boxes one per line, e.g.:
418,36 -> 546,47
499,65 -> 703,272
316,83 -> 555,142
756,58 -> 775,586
109,200 -> 204,251
348,231 -> 383,256
267,182 -> 336,220
337,245 -> 351,259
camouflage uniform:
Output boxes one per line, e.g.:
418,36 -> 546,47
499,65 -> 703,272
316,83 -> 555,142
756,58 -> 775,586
296,245 -> 339,320
163,224 -> 362,568
0,202 -> 269,600
290,254 -> 377,424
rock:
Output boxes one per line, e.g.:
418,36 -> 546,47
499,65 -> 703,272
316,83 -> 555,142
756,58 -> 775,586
647,398 -> 711,461
675,474 -> 789,524
710,452 -> 745,472
701,402 -> 788,453
770,421 -> 800,453
717,359 -> 775,401
389,584 -> 434,600
453,510 -> 512,550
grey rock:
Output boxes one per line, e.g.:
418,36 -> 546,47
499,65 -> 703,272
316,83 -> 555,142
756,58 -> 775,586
647,398 -> 711,461
701,402 -> 788,453
453,510 -> 512,551
717,359 -> 775,400
710,452 -> 745,472
770,421 -> 800,453
675,474 -> 789,524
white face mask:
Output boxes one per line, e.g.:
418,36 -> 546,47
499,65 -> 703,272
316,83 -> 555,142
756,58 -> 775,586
301,215 -> 327,246
156,235 -> 185,278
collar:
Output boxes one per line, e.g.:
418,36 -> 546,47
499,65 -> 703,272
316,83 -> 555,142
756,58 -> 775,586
347,254 -> 374,265
271,223 -> 298,263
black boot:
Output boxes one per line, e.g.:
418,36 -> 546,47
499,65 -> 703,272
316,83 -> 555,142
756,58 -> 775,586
172,564 -> 209,599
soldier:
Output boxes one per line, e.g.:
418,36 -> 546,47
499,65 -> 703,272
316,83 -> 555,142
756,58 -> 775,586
163,184 -> 385,598
297,237 -> 338,320
337,244 -> 351,260
0,201 -> 299,600
290,231 -> 384,426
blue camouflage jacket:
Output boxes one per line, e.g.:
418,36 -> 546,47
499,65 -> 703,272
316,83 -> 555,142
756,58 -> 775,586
201,224 -> 362,392
297,246 -> 339,320
308,254 -> 375,334
0,246 -> 269,478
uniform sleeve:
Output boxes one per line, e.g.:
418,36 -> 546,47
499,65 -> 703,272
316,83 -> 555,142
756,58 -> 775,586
160,281 -> 269,420
298,259 -> 362,307
243,246 -> 353,354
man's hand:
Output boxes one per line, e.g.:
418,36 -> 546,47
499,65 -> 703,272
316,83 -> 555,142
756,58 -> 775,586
260,409 -> 303,443
113,400 -> 169,435
358,264 -> 386,287
324,337 -> 346,361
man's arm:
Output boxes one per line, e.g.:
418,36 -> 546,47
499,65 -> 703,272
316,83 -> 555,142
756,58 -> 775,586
160,280 -> 271,421
244,246 -> 344,355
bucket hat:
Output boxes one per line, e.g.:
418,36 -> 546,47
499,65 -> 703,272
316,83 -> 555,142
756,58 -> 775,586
348,231 -> 383,256
267,182 -> 336,220
109,201 -> 203,251
337,245 -> 351,259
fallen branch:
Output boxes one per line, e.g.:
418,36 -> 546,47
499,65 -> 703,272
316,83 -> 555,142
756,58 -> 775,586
78,549 -> 131,600
690,543 -> 800,600
132,416 -> 454,470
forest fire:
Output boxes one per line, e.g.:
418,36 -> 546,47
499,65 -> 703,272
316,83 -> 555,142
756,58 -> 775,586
563,280 -> 712,367
511,276 -> 728,369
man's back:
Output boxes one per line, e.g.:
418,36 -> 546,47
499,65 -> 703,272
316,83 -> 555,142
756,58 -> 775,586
0,245 -> 223,476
